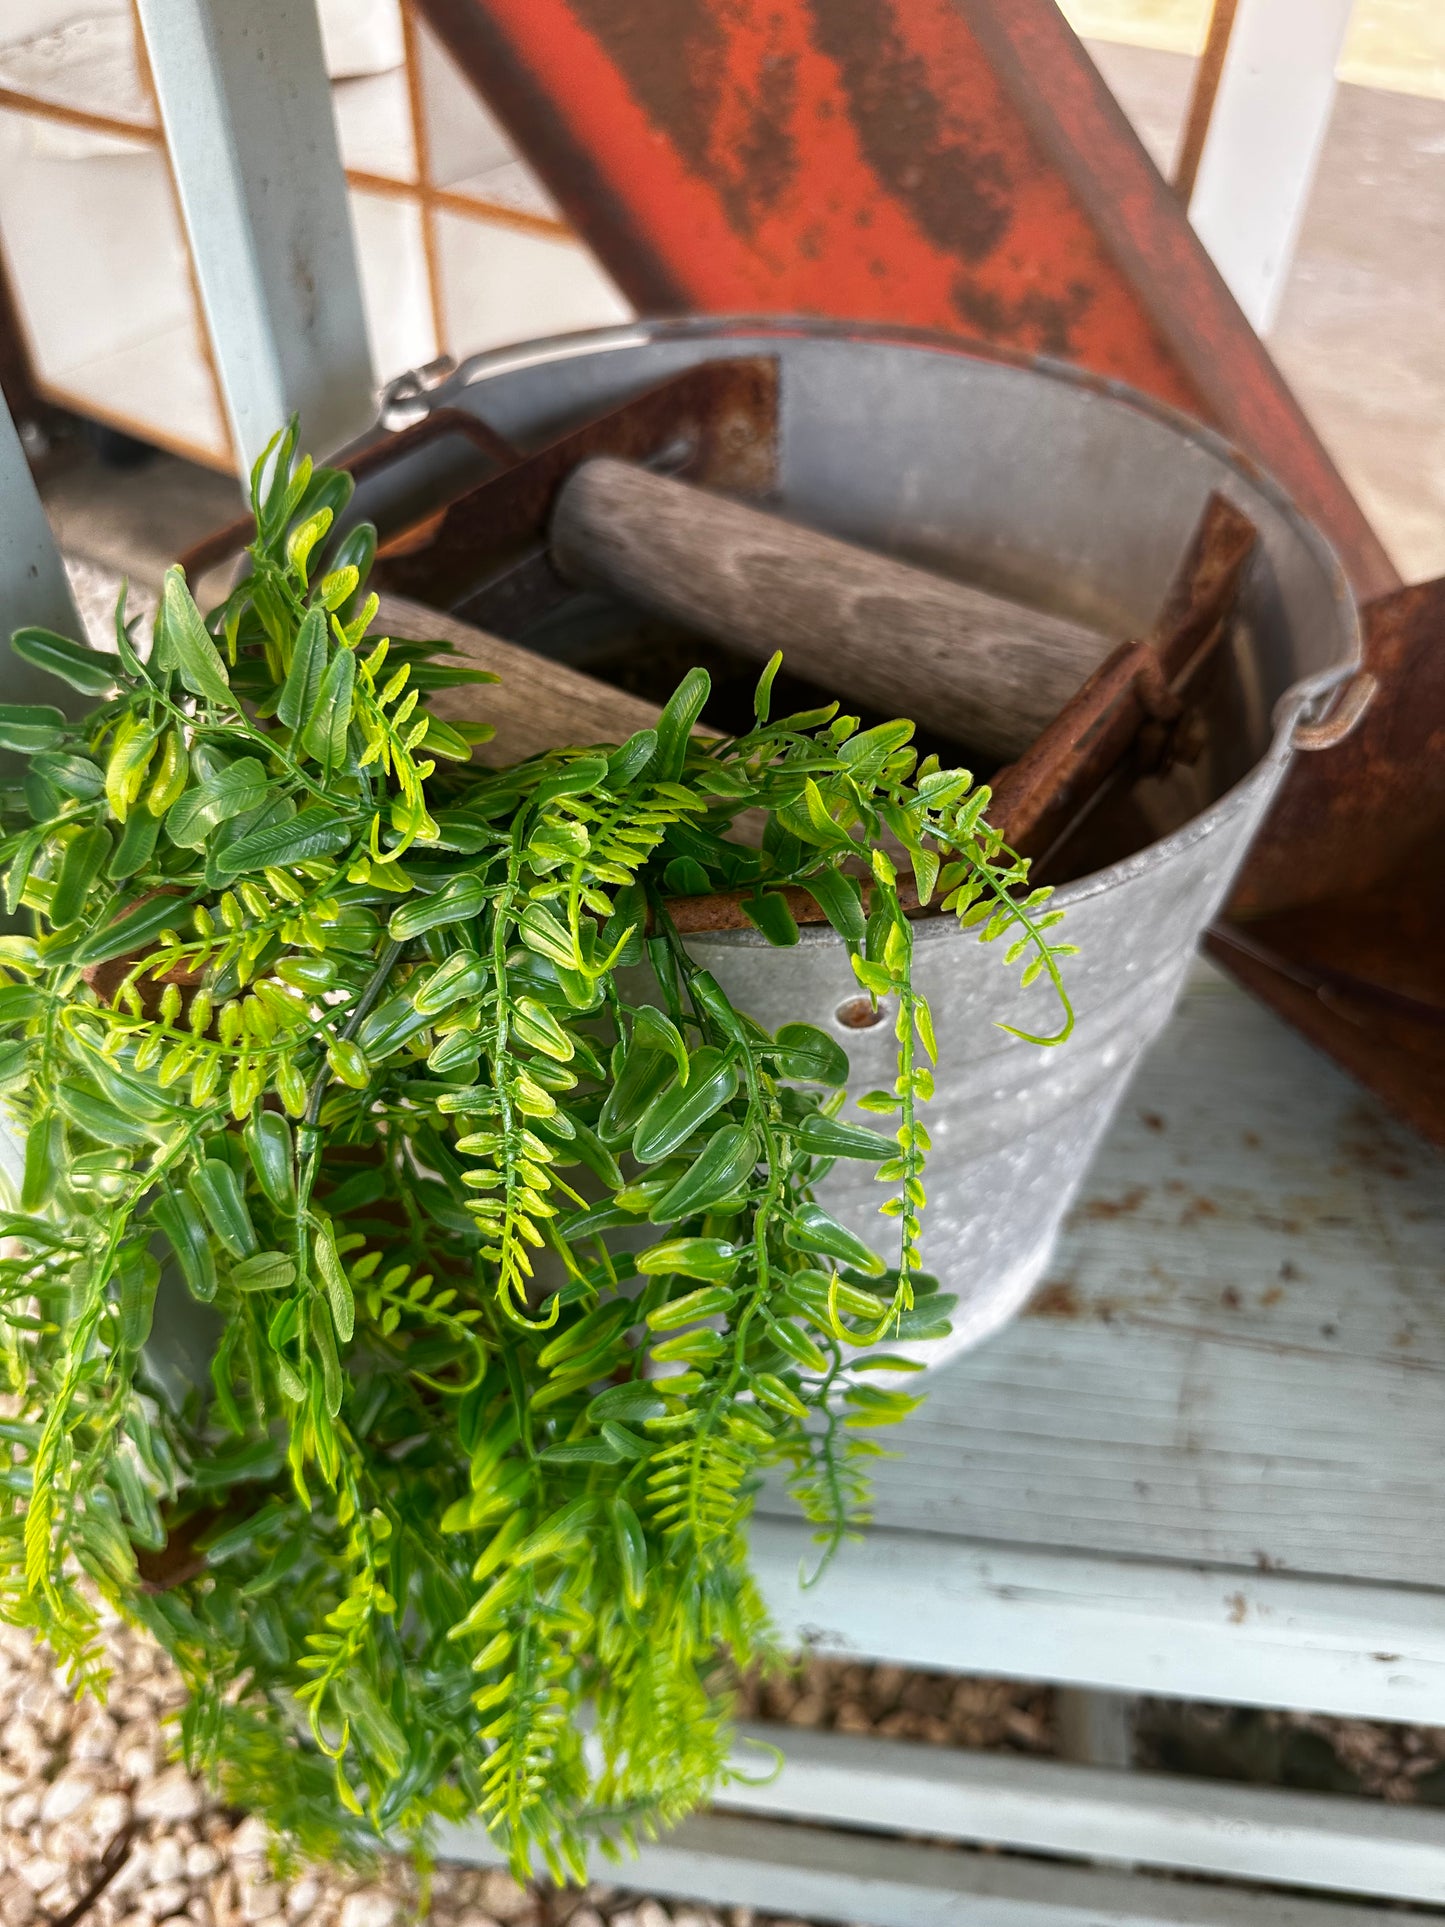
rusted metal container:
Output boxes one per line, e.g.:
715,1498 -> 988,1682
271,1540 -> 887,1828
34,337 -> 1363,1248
374,318 -> 1360,1362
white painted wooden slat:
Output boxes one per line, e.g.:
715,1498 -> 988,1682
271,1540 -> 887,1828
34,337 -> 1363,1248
0,393 -> 82,664
755,965 -> 1445,1591
437,1810 -> 1426,1927
715,1724 -> 1445,1903
1187,0 -> 1357,334
133,0 -> 375,476
750,1516 -> 1445,1724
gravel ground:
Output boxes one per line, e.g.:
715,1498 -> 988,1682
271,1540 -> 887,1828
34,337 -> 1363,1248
0,1609 -> 839,1927
735,1658 -> 1055,1754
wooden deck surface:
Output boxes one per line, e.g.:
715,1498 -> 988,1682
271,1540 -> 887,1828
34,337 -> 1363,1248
759,961 -> 1445,1589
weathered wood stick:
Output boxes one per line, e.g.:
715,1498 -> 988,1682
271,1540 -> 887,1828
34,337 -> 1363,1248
376,594 -> 913,930
549,458 -> 1116,762
375,592 -> 665,766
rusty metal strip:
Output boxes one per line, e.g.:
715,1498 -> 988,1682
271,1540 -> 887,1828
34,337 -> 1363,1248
371,357 -> 780,612
414,0 -> 1397,601
1173,0 -> 1240,203
989,492 -> 1256,857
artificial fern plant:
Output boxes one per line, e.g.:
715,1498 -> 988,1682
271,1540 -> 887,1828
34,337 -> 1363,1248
0,427 -> 1072,1881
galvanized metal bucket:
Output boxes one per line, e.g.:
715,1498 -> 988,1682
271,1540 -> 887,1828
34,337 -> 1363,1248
375,318 -> 1361,1363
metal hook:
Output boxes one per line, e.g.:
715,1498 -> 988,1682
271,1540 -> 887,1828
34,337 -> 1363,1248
1293,671 -> 1378,751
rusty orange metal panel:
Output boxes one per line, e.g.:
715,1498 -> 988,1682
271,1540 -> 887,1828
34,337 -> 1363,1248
416,0 -> 1397,601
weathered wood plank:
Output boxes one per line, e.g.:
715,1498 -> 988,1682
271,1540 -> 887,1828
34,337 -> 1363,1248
135,0 -> 374,474
438,1809 -> 1422,1926
756,962 -> 1445,1588
375,592 -> 664,765
714,1722 -> 1445,1903
749,1517 -> 1445,1723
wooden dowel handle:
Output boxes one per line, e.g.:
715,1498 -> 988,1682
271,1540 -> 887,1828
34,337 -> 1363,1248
550,457 -> 1114,762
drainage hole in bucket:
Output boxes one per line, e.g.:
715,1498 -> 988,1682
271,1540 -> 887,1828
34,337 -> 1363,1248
834,995 -> 891,1031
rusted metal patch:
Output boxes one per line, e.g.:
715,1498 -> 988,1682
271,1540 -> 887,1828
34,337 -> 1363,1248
989,491 -> 1256,858
414,0 -> 1396,600
371,357 -> 780,614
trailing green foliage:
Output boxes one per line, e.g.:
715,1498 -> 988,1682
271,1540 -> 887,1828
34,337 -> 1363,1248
0,425 -> 1073,1880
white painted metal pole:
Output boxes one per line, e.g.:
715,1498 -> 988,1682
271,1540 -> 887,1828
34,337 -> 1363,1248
1187,0 -> 1356,336
134,0 -> 375,479
0,396 -> 83,673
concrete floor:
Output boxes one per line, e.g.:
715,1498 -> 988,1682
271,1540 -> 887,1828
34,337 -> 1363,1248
34,41 -> 1445,598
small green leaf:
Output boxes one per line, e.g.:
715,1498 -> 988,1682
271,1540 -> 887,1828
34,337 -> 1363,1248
327,1038 -> 371,1089
630,1006 -> 689,1083
161,566 -> 233,708
108,809 -> 160,881
796,1113 -> 893,1162
650,1124 -> 758,1222
800,868 -> 866,944
57,1084 -> 153,1147
116,1247 -> 160,1350
11,629 -> 116,697
50,824 -> 112,927
277,605 -> 327,731
654,667 -> 710,781
167,759 -> 269,848
611,1498 -> 647,1607
388,875 -> 486,941
785,1202 -> 886,1276
766,1316 -> 829,1372
32,752 -> 104,799
420,715 -> 475,762
300,645 -> 355,767
151,1190 -> 217,1303
286,508 -> 333,585
231,1251 -> 297,1293
214,804 -> 352,880
309,1297 -> 344,1416
539,1439 -> 624,1466
71,893 -> 190,967
743,890 -> 800,947
190,1159 -> 258,1259
753,650 -> 783,724
517,902 -> 579,971
605,729 -> 657,787
588,1383 -> 667,1424
632,1047 -> 738,1165
0,704 -> 65,752
646,1283 -> 736,1330
663,857 -> 712,897
243,1112 -> 296,1213
412,951 -> 488,1015
636,1237 -> 740,1282
530,756 -> 608,809
771,1022 -> 850,1086
314,1220 -> 355,1342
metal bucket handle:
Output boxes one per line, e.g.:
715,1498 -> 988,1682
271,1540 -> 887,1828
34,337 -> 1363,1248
1292,670 -> 1378,751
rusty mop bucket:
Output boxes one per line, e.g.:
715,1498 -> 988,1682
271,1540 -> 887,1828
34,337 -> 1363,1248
357,317 -> 1361,1363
